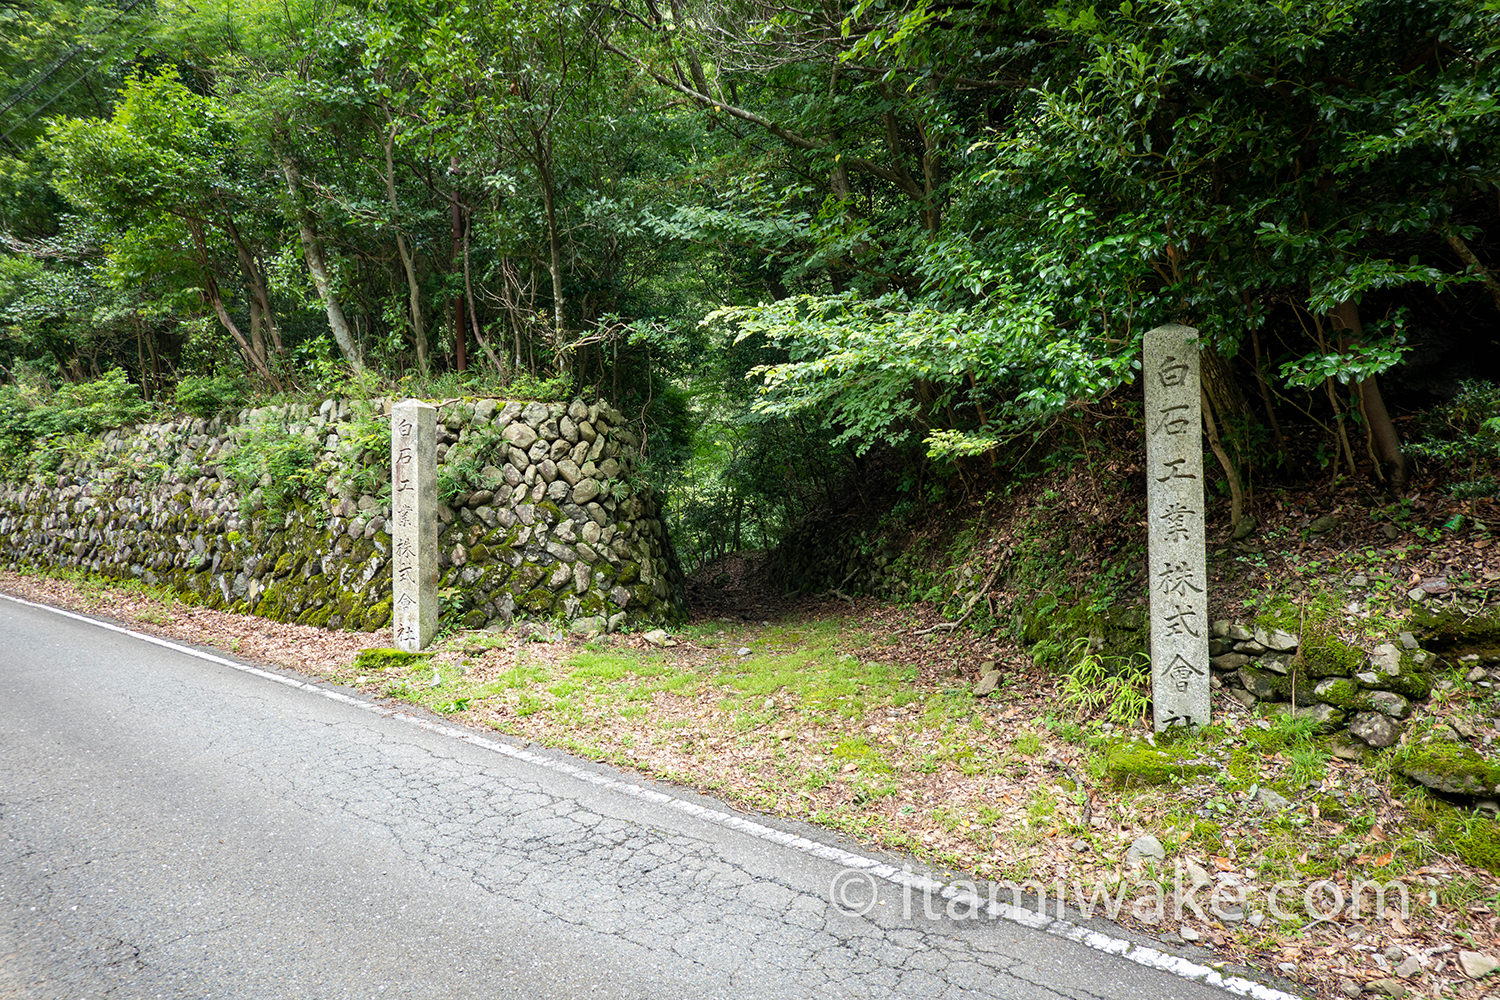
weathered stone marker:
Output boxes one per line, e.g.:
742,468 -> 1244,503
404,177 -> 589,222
391,400 -> 438,652
1144,324 -> 1209,730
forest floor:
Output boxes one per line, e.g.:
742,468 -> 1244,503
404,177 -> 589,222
3,479 -> 1500,1000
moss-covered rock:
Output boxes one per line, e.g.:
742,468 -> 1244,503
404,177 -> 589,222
1409,607 -> 1500,658
1312,677 -> 1371,711
1105,740 -> 1215,786
1301,628 -> 1364,678
1361,645 -> 1433,700
1456,823 -> 1500,874
363,598 -> 392,631
1395,740 -> 1500,797
518,587 -> 555,615
352,648 -> 431,671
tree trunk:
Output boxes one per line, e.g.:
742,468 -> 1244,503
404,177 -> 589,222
1442,227 -> 1500,314
533,130 -> 566,343
1201,386 -> 1245,528
222,210 -> 281,359
462,219 -> 504,373
1330,299 -> 1409,489
450,157 -> 467,373
135,319 -> 150,401
382,121 -> 428,374
185,218 -> 278,386
279,153 -> 364,371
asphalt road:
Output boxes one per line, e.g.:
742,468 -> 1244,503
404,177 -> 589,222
0,594 -> 1292,999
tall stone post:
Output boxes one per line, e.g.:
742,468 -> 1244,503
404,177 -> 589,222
1143,325 -> 1210,730
391,400 -> 438,652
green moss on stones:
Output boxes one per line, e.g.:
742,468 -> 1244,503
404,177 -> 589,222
1381,655 -> 1433,701
1456,824 -> 1500,874
352,648 -> 431,671
1105,740 -> 1214,786
1301,629 -> 1364,678
1409,607 -> 1500,656
1395,741 -> 1500,797
519,587 -> 555,615
298,606 -> 332,628
1312,677 -> 1369,710
1263,665 -> 1317,705
364,599 -> 392,631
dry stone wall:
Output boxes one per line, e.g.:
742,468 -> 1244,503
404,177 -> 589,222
0,397 -> 685,633
1211,620 -> 1440,748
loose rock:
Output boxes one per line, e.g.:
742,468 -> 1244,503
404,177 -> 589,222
1125,835 -> 1166,864
1349,712 -> 1401,749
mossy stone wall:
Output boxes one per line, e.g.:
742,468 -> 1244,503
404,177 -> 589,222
0,397 -> 685,632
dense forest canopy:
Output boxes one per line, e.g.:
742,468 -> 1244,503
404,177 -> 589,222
2,0 -> 1498,563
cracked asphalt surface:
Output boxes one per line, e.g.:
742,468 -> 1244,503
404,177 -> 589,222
0,597 -> 1249,998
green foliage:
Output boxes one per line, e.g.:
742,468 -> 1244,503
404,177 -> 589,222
0,384 -> 37,476
1057,638 -> 1152,727
436,422 -> 507,503
1407,381 -> 1500,490
705,289 -> 1119,456
223,411 -> 321,518
0,369 -> 151,479
174,373 -> 251,419
332,404 -> 390,499
35,368 -> 151,436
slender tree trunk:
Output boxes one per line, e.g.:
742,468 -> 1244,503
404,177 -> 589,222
1331,299 -> 1409,488
1442,227 -> 1500,314
916,112 -> 940,233
135,319 -> 150,401
382,122 -> 428,374
1248,324 -> 1285,451
279,153 -> 364,371
1201,387 -> 1245,527
533,131 -> 566,343
222,210 -> 281,359
185,218 -> 278,386
461,220 -> 504,373
450,157 -> 467,373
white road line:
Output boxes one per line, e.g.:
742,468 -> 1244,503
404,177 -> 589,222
0,591 -> 1304,1000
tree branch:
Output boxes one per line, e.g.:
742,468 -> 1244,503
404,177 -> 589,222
598,36 -> 925,197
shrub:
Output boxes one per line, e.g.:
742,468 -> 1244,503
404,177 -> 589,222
1,370 -> 152,480
174,373 -> 250,419
223,412 -> 321,518
0,384 -> 38,476
1407,380 -> 1500,490
33,369 -> 151,437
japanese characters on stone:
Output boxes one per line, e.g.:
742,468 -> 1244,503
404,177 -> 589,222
1143,326 -> 1210,730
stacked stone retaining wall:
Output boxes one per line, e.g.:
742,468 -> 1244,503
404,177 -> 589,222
0,397 -> 685,632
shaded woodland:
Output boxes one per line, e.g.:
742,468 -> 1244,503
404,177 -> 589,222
2,0 -> 1498,566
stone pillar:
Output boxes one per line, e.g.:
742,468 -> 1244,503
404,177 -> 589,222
391,400 -> 438,652
1144,324 -> 1210,730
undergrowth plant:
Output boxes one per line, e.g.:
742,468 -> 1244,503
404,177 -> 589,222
1057,638 -> 1152,726
1407,380 -> 1500,495
436,422 -> 509,502
332,404 -> 390,500
0,369 -> 152,480
223,412 -> 321,518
